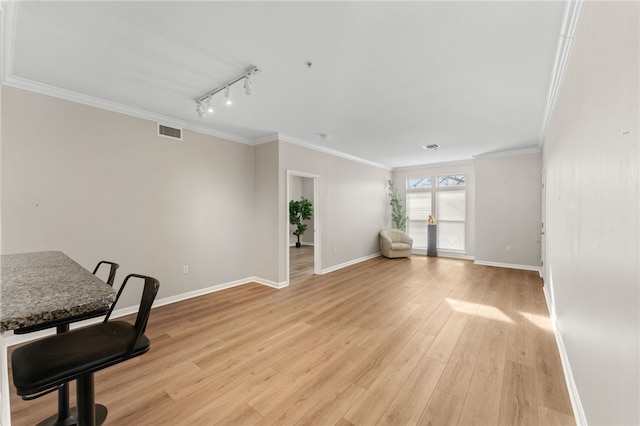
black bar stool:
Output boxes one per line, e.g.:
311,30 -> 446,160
13,260 -> 119,426
12,274 -> 159,426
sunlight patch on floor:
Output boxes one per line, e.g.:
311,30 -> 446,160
446,298 -> 513,323
519,311 -> 554,331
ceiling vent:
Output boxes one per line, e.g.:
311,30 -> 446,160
157,123 -> 183,141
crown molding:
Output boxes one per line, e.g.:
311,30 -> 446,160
277,133 -> 392,171
473,147 -> 541,160
253,133 -> 280,145
393,158 -> 476,173
539,0 -> 585,144
1,1 -> 16,83
3,75 -> 257,145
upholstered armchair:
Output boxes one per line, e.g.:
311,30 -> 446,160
379,229 -> 413,258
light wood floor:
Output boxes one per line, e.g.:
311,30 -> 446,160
290,245 -> 314,285
9,256 -> 575,425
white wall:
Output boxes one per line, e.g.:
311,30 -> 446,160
475,152 -> 541,268
542,2 -> 639,424
1,87 -> 256,308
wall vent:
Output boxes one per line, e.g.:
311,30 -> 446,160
157,123 -> 183,141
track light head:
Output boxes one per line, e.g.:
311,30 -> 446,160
196,102 -> 205,118
224,86 -> 232,106
243,76 -> 253,95
206,97 -> 214,113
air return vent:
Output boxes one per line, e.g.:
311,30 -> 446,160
157,123 -> 183,141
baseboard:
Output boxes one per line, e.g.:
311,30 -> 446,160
543,286 -> 587,425
289,242 -> 314,247
473,260 -> 541,272
411,249 -> 474,260
320,253 -> 381,274
250,276 -> 289,289
3,275 -> 286,347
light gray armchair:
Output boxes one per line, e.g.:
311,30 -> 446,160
379,229 -> 413,258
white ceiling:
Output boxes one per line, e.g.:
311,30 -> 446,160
2,1 -> 567,169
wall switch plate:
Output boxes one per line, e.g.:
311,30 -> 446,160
183,265 -> 189,274
506,245 -> 512,252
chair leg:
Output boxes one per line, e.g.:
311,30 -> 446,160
75,374 -> 108,426
76,374 -> 96,426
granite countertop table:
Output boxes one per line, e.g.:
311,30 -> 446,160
0,251 -> 116,332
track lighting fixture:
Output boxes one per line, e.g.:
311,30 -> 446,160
195,65 -> 260,117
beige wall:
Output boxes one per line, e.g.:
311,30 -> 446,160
1,86 -> 256,307
279,141 -> 390,277
253,141 -> 280,283
542,1 -> 639,424
1,88 -> 393,296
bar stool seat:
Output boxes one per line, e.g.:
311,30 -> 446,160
12,321 -> 149,396
12,274 -> 159,426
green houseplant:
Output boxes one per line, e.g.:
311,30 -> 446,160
289,197 -> 314,248
388,180 -> 407,231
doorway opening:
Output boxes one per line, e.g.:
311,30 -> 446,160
286,170 -> 320,285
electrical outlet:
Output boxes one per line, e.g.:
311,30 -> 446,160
506,245 -> 512,252
183,265 -> 189,274
332,247 -> 337,253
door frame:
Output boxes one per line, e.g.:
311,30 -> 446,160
286,170 -> 321,284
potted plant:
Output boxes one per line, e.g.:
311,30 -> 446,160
289,197 -> 314,247
388,180 -> 407,231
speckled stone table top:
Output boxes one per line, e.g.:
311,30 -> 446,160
0,251 -> 116,332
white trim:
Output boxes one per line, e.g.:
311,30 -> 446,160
279,133 -> 392,171
543,286 -> 587,426
473,147 -> 541,160
412,250 -> 475,261
0,1 -> 16,84
393,159 -> 475,173
250,276 -> 288,289
286,170 -> 322,286
473,260 -> 541,272
253,133 -> 280,145
321,253 -> 381,275
539,0 -> 585,143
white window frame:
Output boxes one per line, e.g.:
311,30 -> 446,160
406,173 -> 467,253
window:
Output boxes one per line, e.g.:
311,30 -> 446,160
407,177 -> 432,189
405,173 -> 466,252
438,174 -> 465,187
436,190 -> 465,250
406,192 -> 432,248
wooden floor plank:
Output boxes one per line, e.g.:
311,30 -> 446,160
7,255 -> 575,426
418,388 -> 464,426
343,332 -> 434,425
